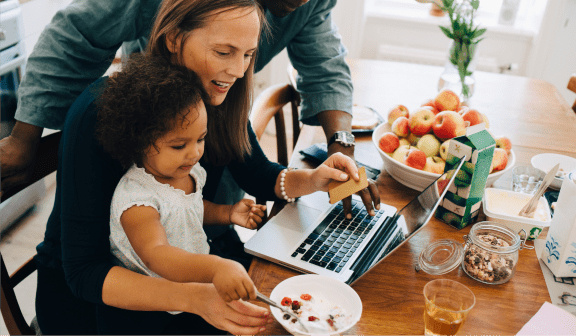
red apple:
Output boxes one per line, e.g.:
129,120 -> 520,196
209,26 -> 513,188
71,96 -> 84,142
461,109 -> 484,127
423,156 -> 446,174
409,107 -> 436,136
379,132 -> 400,154
435,89 -> 460,112
387,105 -> 409,126
404,147 -> 427,170
491,148 -> 509,171
421,99 -> 440,115
432,111 -> 466,140
495,136 -> 512,154
391,116 -> 410,137
392,145 -> 411,163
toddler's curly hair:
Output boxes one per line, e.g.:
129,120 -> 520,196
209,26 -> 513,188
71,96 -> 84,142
96,54 -> 209,168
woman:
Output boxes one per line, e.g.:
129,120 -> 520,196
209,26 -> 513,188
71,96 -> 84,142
35,0 -> 377,334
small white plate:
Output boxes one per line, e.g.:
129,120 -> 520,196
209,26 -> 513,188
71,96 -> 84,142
531,153 -> 576,190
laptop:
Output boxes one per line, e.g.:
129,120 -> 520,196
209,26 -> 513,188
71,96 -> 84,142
245,156 -> 466,285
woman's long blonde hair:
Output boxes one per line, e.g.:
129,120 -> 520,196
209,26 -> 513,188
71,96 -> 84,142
148,0 -> 267,165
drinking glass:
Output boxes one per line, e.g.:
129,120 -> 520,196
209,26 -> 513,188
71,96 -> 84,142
512,166 -> 545,194
423,279 -> 475,336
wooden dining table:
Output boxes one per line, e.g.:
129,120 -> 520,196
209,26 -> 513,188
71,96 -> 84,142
247,59 -> 576,335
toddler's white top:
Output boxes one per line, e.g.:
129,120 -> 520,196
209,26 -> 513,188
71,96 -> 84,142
109,164 -> 210,286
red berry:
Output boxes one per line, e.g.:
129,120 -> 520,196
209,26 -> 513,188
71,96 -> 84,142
308,316 -> 318,321
281,297 -> 292,306
300,294 -> 312,300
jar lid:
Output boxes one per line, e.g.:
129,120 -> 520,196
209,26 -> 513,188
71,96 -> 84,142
418,239 -> 464,275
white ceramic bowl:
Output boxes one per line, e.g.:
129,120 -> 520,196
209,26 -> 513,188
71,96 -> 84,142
531,153 -> 576,190
372,123 -> 515,191
269,274 -> 362,336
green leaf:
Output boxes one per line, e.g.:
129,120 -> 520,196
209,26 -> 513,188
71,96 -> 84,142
440,26 -> 454,39
472,28 -> 487,39
471,0 -> 480,10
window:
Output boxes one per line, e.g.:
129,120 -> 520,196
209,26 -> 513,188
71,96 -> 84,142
366,0 -> 548,34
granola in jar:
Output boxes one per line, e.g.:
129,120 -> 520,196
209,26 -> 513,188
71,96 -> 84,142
462,222 -> 521,285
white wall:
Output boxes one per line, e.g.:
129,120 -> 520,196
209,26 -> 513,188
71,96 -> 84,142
528,0 -> 576,106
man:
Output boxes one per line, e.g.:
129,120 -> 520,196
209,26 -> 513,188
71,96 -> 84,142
0,0 -> 377,259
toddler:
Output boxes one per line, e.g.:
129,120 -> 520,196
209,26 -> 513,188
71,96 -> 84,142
96,55 -> 265,307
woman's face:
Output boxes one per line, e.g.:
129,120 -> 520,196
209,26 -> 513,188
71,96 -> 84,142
173,8 -> 260,106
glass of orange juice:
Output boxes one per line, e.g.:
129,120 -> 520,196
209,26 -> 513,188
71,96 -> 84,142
423,279 -> 475,336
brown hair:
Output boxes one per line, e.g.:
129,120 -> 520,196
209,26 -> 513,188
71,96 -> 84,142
95,54 -> 210,168
147,0 -> 268,166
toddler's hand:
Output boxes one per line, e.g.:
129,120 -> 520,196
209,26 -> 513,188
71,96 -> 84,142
230,199 -> 266,230
212,258 -> 257,302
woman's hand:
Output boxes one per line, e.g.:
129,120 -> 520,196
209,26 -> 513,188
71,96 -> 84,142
212,258 -> 257,302
229,199 -> 266,229
194,283 -> 271,334
313,152 -> 381,218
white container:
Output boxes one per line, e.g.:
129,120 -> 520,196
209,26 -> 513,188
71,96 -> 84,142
372,123 -> 515,191
541,170 -> 576,278
482,188 -> 551,240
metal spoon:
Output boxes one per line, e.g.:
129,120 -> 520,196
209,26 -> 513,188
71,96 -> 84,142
255,291 -> 309,333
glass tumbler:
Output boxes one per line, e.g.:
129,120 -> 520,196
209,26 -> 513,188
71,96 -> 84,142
512,166 -> 545,194
423,279 -> 475,336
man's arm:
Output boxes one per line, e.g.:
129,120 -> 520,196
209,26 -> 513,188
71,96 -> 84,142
286,0 -> 380,216
1,0 -> 159,194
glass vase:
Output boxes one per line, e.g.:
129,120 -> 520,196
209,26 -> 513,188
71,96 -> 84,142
438,41 -> 478,102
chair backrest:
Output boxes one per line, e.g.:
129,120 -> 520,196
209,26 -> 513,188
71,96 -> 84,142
568,74 -> 576,114
250,83 -> 300,167
1,131 -> 61,335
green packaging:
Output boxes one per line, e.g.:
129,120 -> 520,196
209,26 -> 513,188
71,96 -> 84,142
435,125 -> 495,229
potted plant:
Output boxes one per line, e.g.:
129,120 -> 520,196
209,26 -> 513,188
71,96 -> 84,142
437,0 -> 486,101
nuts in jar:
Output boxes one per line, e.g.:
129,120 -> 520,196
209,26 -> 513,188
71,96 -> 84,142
462,222 -> 523,285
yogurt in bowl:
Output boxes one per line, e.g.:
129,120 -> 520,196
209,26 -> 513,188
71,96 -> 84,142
269,274 -> 362,336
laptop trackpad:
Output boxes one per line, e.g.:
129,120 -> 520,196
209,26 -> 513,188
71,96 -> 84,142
270,202 -> 323,233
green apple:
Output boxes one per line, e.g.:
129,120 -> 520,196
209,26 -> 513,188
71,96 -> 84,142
423,156 -> 445,174
417,134 -> 441,157
399,138 -> 411,147
439,140 -> 450,161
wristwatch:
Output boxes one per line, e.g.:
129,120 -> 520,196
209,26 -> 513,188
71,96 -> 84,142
327,131 -> 355,147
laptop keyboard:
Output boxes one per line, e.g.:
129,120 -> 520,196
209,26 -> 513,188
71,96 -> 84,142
291,200 -> 387,273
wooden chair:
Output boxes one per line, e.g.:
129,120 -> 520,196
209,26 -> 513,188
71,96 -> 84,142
250,83 -> 300,211
250,83 -> 301,167
1,131 -> 61,335
568,74 -> 576,113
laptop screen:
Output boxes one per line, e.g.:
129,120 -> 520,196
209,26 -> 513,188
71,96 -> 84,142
346,156 -> 466,284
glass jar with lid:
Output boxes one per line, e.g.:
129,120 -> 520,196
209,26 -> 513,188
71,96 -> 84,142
462,221 -> 527,285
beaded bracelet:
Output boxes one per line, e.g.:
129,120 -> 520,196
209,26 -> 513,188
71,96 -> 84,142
280,167 -> 296,202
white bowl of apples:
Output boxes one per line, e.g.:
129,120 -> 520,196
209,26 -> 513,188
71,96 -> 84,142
371,90 -> 515,191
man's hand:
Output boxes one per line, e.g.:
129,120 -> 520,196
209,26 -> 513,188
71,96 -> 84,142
0,122 -> 43,196
318,110 -> 381,218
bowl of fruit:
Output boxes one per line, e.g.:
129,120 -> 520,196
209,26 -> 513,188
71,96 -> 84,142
372,89 -> 515,191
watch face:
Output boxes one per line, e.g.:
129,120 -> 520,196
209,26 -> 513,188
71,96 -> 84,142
343,132 -> 355,143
